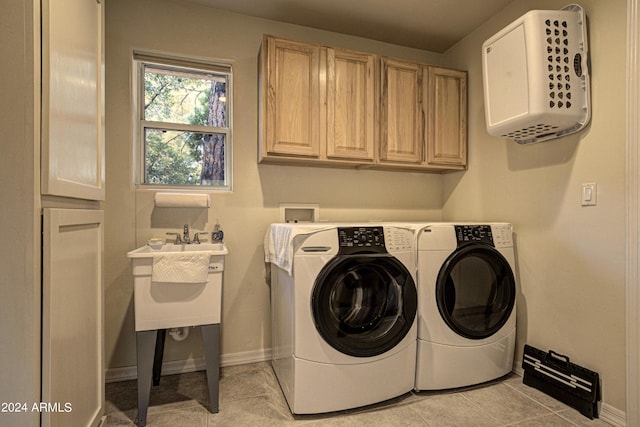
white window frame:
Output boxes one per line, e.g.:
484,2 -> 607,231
133,52 -> 233,191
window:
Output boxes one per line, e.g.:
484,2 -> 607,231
134,53 -> 232,190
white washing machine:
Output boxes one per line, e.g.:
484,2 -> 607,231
415,223 -> 517,390
266,223 -> 418,414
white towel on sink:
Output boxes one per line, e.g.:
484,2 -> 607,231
151,253 -> 210,283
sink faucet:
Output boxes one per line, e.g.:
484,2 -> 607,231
166,232 -> 182,244
183,224 -> 191,244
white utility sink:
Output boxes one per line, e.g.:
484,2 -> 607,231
128,242 -> 228,257
127,242 -> 228,331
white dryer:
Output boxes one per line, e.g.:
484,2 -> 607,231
266,224 -> 417,414
415,223 -> 516,390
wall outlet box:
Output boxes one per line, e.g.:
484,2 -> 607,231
279,203 -> 319,223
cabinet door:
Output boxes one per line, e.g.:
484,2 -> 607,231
425,67 -> 467,167
42,208 -> 104,427
263,37 -> 323,158
326,48 -> 375,161
41,0 -> 105,200
380,58 -> 423,163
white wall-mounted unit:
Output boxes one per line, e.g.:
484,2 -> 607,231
482,4 -> 590,144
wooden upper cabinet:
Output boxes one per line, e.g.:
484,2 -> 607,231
380,58 -> 423,164
326,48 -> 376,161
262,36 -> 323,158
259,35 -> 467,172
424,67 -> 467,167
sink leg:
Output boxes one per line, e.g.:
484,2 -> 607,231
136,330 -> 157,427
201,324 -> 220,413
152,329 -> 166,386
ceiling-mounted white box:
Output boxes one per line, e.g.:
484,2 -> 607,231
482,4 -> 590,144
279,203 -> 319,223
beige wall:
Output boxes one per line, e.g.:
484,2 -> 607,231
443,0 -> 627,411
105,0 -> 444,370
106,0 -> 627,414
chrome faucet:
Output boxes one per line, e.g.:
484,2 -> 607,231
166,232 -> 182,244
182,224 -> 191,244
193,232 -> 208,244
167,225 -> 205,244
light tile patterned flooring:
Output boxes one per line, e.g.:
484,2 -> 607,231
105,362 -> 612,426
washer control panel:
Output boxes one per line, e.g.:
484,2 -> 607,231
455,225 -> 494,247
384,227 -> 413,251
338,227 -> 386,254
491,224 -> 513,247
455,224 -> 513,247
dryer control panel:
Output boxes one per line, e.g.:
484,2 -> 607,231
338,227 -> 386,254
455,225 -> 495,247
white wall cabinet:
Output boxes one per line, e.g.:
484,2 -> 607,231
40,1 -> 106,426
42,208 -> 104,427
41,0 -> 105,201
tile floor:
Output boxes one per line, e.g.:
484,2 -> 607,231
105,362 -> 612,427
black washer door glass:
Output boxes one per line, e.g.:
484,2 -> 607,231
312,255 -> 417,357
436,245 -> 515,339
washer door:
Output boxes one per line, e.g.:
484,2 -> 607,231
312,255 -> 417,357
436,244 -> 515,340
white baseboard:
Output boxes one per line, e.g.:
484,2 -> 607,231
600,404 -> 626,427
511,363 -> 626,426
105,348 -> 272,383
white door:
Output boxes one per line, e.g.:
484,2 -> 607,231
41,0 -> 105,201
42,208 -> 104,427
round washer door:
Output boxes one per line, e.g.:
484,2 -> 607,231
312,255 -> 417,358
436,244 -> 515,340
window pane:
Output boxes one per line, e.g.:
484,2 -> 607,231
143,66 -> 227,127
144,129 -> 226,186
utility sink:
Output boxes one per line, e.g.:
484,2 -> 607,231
127,242 -> 228,331
128,241 -> 228,426
127,242 -> 228,257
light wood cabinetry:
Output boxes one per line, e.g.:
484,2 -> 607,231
379,58 -> 423,164
425,66 -> 467,168
378,61 -> 467,171
259,35 -> 467,172
262,37 -> 323,158
326,48 -> 376,161
260,36 -> 376,165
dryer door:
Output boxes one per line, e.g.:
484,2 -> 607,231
436,244 -> 515,339
311,254 -> 417,357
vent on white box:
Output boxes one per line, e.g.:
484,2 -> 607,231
482,4 -> 590,144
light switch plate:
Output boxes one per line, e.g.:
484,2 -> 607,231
581,183 -> 597,206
